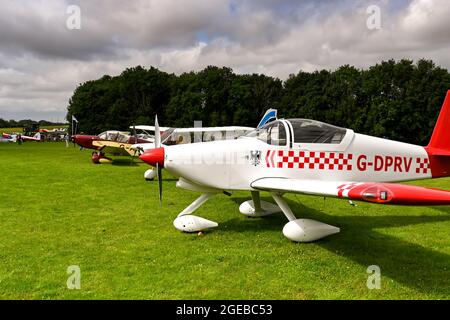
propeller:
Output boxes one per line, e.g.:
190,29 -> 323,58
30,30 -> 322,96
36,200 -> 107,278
139,115 -> 165,205
154,115 -> 161,148
154,115 -> 162,206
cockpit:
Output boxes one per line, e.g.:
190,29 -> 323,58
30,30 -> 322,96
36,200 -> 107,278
98,131 -> 130,143
242,119 -> 347,146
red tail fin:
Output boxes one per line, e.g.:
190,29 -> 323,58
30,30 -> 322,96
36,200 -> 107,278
425,90 -> 450,178
427,90 -> 450,155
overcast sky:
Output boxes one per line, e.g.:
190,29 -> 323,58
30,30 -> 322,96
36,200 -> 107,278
1,0 -> 449,121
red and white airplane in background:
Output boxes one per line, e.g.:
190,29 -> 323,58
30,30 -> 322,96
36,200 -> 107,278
1,132 -> 41,142
140,91 -> 450,242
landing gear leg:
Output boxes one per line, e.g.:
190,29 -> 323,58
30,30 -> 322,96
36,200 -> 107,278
178,193 -> 214,217
270,192 -> 340,242
239,191 -> 281,217
270,192 -> 297,221
173,193 -> 219,233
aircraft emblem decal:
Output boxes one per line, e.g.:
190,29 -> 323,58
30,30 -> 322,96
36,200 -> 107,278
249,150 -> 262,166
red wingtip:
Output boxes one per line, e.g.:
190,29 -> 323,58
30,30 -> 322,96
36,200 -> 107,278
347,182 -> 450,205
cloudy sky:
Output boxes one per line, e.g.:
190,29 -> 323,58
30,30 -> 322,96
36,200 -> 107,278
1,0 -> 449,121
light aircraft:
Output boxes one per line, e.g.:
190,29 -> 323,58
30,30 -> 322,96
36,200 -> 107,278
1,133 -> 17,142
140,91 -> 450,242
135,125 -> 253,180
21,132 -> 41,142
1,132 -> 41,142
72,130 -> 154,163
133,109 -> 277,153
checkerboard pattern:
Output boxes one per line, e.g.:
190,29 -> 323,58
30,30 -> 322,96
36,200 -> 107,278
415,157 -> 429,174
272,150 -> 353,171
337,182 -> 363,197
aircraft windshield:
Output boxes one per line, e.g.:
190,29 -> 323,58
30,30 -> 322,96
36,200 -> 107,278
288,119 -> 346,144
244,120 -> 286,146
98,131 -> 130,142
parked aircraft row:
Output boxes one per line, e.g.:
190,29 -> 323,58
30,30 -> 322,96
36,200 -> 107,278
71,109 -> 276,169
70,94 -> 450,243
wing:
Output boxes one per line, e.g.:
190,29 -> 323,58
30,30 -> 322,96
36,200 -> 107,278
251,177 -> 450,205
92,141 -> 135,156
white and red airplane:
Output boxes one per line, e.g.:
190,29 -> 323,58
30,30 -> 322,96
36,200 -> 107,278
1,132 -> 41,142
140,91 -> 450,242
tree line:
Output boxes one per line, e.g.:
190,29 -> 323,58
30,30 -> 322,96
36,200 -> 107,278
0,119 -> 65,129
66,59 -> 450,146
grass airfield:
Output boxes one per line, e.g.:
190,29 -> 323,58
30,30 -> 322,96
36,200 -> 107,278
0,142 -> 448,299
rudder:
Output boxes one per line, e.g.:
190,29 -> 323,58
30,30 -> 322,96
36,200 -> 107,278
427,90 -> 450,154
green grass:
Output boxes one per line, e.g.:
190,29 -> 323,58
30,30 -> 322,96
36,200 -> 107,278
0,142 -> 449,299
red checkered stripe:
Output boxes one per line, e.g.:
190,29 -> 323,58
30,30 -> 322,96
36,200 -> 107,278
337,182 -> 364,198
415,157 -> 429,174
266,150 -> 353,171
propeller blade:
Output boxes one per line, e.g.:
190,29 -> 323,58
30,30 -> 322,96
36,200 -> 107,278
156,163 -> 163,206
154,115 -> 161,148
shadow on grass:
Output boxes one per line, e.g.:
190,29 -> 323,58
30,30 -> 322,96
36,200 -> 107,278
225,196 -> 450,297
110,159 -> 139,166
430,206 -> 450,214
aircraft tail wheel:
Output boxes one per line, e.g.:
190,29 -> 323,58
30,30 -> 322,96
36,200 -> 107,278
283,219 -> 340,242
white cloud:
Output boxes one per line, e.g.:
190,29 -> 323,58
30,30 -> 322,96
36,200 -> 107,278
1,0 -> 450,120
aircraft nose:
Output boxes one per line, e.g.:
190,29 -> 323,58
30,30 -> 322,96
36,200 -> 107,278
140,147 -> 165,167
72,135 -> 81,143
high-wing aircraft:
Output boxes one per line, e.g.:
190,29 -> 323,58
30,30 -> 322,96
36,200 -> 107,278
133,108 -> 277,153
140,91 -> 450,242
135,109 -> 277,179
135,125 -> 254,179
1,132 -> 41,142
21,132 -> 41,141
1,133 -> 17,142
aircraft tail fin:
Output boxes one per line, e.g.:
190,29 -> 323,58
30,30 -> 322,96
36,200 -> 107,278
257,109 -> 277,128
427,90 -> 450,155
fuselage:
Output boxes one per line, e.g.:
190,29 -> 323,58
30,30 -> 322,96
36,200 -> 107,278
161,119 -> 432,191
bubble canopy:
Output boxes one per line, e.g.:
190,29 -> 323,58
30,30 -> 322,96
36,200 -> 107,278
243,119 -> 347,146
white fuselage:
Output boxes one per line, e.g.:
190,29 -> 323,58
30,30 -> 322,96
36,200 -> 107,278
164,130 -> 430,191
